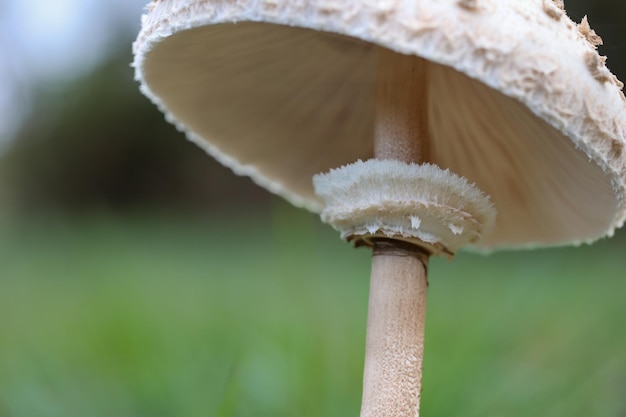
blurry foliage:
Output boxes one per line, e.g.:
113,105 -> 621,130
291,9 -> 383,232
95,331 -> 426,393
0,42 -> 270,216
0,214 -> 624,417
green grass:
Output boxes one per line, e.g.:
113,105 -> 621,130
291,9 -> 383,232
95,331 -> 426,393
0,205 -> 624,417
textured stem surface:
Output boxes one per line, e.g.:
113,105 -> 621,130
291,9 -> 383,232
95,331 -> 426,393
360,243 -> 429,417
358,49 -> 431,417
374,48 -> 430,163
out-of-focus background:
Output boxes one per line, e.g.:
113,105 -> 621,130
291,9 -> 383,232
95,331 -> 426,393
0,1 -> 624,416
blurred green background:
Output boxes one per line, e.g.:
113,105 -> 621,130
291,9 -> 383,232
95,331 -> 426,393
0,1 -> 625,416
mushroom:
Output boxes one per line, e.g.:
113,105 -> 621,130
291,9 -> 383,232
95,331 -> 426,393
133,1 -> 626,416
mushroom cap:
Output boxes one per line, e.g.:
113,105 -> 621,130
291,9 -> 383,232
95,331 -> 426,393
133,0 -> 626,249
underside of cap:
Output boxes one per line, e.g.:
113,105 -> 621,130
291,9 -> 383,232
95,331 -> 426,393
133,0 -> 626,250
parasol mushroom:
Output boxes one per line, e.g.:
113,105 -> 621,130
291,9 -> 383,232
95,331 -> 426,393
133,1 -> 626,416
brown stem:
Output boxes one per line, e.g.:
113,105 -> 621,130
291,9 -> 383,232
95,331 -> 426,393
360,49 -> 431,417
360,242 -> 429,417
374,48 -> 430,163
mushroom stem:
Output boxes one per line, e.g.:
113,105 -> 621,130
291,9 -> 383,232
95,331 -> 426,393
374,48 -> 430,163
360,49 -> 432,417
361,241 -> 429,417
